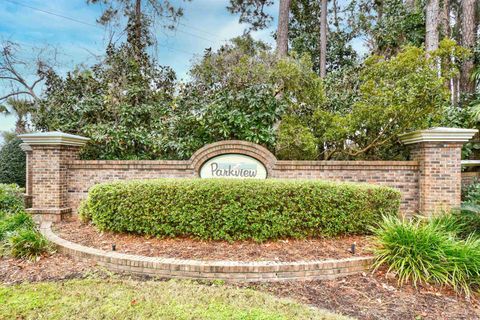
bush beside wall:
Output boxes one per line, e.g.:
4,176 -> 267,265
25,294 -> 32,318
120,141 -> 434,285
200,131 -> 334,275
80,179 -> 401,241
0,138 -> 26,188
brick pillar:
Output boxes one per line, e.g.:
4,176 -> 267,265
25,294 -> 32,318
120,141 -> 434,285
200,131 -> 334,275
18,132 -> 90,222
400,127 -> 477,215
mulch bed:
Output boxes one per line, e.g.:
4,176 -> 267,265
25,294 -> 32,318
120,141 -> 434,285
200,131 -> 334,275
247,271 -> 480,320
53,219 -> 371,262
0,253 -> 98,285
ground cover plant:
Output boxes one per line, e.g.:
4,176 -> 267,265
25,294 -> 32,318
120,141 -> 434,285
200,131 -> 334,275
0,184 -> 49,260
372,214 -> 480,296
0,278 -> 352,320
79,178 -> 400,242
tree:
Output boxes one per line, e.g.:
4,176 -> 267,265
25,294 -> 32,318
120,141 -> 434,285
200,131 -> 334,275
33,36 -> 176,160
319,0 -> 327,77
460,0 -> 478,94
281,46 -> 453,160
346,0 -> 425,56
0,41 -> 54,106
86,0 -> 189,59
277,0 -> 291,57
425,0 -> 440,52
227,0 -> 274,31
0,98 -> 35,134
227,0 -> 291,56
289,0 -> 357,74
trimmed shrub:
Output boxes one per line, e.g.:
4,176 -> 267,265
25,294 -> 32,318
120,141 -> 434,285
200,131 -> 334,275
0,184 -> 25,216
81,178 -> 401,241
372,216 -> 480,295
0,138 -> 26,187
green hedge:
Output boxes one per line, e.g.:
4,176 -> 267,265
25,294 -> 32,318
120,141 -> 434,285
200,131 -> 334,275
80,179 -> 401,241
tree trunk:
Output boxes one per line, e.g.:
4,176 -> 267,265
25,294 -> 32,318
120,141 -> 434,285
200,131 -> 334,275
134,0 -> 142,59
425,0 -> 439,52
440,0 -> 450,38
319,0 -> 328,78
460,0 -> 477,94
276,0 -> 291,58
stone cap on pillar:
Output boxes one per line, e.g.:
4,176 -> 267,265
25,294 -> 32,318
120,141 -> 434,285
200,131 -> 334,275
18,131 -> 90,147
399,127 -> 478,145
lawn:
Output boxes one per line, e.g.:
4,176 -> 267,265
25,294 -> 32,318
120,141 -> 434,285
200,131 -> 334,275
0,278 -> 351,320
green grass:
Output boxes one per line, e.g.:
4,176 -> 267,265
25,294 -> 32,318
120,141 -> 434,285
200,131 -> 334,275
0,279 -> 351,320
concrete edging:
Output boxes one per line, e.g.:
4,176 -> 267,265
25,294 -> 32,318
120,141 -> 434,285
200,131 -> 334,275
41,222 -> 374,282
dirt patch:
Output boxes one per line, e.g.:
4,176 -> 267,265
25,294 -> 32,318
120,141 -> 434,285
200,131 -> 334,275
53,219 -> 371,262
0,253 -> 98,285
246,271 -> 480,320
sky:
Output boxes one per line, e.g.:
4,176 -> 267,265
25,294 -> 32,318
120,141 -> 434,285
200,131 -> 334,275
0,0 -> 364,134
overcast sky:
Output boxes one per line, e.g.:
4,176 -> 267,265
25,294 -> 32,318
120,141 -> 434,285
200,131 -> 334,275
0,0 -> 364,134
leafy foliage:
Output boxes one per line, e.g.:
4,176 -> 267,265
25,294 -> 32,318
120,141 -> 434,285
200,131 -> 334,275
430,206 -> 480,240
2,228 -> 50,260
0,211 -> 34,241
33,42 -> 176,160
227,0 -> 274,31
0,138 -> 26,187
462,180 -> 480,205
0,184 -> 24,216
276,115 -> 318,160
286,46 -> 448,160
289,0 -> 358,73
80,178 -> 401,242
167,36 -> 325,159
372,215 -> 480,295
347,0 -> 425,56
0,183 -> 50,260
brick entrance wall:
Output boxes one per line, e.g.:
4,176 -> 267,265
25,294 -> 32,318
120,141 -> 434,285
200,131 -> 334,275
65,158 -> 419,214
19,128 -> 478,221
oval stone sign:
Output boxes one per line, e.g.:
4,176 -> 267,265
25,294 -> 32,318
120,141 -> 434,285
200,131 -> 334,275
199,154 -> 267,179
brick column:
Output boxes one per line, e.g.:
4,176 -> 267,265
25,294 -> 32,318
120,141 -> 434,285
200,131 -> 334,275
400,127 -> 477,215
18,132 -> 90,222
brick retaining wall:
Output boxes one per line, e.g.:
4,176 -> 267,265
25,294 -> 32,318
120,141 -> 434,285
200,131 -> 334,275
19,128 -> 479,221
66,159 -> 419,214
40,222 -> 373,282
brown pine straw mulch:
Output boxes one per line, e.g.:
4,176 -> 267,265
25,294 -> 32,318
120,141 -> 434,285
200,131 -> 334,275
0,253 -> 97,285
53,219 -> 371,262
246,271 -> 480,320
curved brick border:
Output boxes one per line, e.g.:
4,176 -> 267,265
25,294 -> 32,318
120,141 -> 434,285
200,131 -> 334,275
40,222 -> 374,282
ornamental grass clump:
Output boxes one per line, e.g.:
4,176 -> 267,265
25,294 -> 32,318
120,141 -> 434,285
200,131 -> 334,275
2,228 -> 50,260
372,215 -> 480,295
